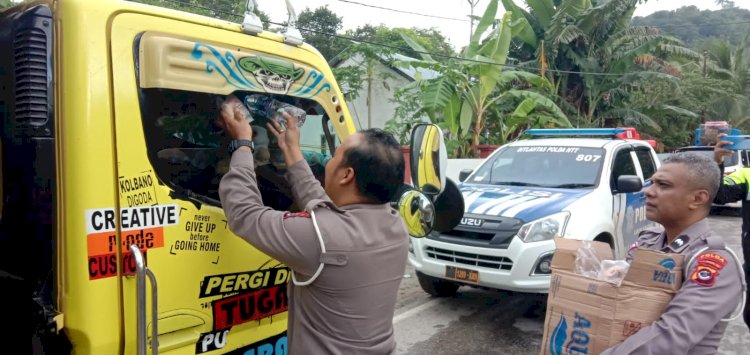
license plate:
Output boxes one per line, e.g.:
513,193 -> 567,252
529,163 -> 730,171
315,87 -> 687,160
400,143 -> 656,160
445,266 -> 479,284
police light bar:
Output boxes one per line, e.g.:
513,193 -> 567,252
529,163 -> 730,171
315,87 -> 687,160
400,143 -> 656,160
526,128 -> 626,136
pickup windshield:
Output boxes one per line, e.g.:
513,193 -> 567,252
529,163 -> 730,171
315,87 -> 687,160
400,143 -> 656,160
469,146 -> 605,188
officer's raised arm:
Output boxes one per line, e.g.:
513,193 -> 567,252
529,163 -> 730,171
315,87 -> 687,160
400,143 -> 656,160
714,133 -> 734,165
217,97 -> 320,274
712,133 -> 747,205
267,111 -> 330,206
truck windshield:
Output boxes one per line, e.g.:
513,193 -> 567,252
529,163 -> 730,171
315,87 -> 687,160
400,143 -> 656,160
139,88 -> 333,208
468,146 -> 605,188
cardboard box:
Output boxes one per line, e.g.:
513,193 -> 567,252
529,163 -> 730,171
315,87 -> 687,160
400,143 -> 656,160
540,238 -> 684,355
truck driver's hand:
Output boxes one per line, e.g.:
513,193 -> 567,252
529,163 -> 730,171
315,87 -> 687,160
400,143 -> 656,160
714,133 -> 734,164
220,96 -> 253,141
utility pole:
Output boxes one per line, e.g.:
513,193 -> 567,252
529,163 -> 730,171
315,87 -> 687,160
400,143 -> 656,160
702,50 -> 708,122
467,0 -> 480,42
703,49 -> 708,78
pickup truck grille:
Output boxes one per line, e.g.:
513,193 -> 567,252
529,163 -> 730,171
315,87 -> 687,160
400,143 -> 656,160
425,246 -> 513,270
429,214 -> 523,249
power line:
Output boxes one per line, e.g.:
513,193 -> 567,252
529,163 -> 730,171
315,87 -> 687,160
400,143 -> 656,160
259,20 -> 627,76
643,19 -> 750,29
156,0 -> 750,33
336,0 -> 469,22
145,0 -> 699,77
338,0 -> 750,30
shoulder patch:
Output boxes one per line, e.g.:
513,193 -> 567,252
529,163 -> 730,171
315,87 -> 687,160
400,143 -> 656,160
690,252 -> 728,287
283,211 -> 311,220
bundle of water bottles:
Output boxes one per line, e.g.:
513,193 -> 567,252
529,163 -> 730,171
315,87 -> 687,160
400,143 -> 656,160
241,94 -> 307,128
574,240 -> 630,286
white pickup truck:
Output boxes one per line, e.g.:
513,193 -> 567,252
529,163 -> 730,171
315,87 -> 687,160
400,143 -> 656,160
409,128 -> 661,296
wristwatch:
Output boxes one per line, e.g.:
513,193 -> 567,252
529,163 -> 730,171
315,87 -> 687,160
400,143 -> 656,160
227,139 -> 254,154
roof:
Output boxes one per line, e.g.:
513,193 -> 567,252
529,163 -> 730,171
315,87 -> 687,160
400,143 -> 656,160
675,146 -> 714,151
330,49 -> 440,82
385,53 -> 441,81
509,137 -> 653,149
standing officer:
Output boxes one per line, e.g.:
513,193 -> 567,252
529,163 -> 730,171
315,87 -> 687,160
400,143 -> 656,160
602,152 -> 743,354
218,95 -> 409,354
714,135 -> 750,331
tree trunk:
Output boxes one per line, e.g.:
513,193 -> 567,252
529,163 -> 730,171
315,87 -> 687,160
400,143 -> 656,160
366,63 -> 373,129
472,110 -> 484,157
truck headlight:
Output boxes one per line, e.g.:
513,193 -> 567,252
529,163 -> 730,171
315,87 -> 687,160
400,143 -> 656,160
517,212 -> 570,243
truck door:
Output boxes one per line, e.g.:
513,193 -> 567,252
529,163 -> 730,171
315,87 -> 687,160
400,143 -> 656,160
110,16 -> 296,355
610,147 -> 647,258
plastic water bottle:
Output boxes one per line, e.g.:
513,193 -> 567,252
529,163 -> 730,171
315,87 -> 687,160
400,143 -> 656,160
244,94 -> 306,128
218,94 -> 254,124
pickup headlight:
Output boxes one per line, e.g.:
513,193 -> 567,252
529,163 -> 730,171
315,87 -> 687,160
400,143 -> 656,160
517,212 -> 570,243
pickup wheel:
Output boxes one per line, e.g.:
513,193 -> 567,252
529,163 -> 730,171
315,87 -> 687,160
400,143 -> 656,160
594,234 -> 615,253
416,271 -> 459,297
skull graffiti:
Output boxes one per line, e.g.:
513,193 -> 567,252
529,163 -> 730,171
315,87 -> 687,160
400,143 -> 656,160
238,55 -> 305,94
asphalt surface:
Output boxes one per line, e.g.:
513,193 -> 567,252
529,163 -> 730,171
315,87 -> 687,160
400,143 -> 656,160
392,207 -> 750,354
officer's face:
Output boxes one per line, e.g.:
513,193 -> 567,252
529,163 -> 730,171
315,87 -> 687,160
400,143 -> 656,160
645,162 -> 706,226
324,133 -> 361,196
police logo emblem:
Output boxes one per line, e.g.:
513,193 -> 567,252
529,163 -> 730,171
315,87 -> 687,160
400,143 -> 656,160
690,253 -> 728,287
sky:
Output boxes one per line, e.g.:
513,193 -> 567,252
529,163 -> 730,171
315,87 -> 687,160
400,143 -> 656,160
260,0 -> 750,51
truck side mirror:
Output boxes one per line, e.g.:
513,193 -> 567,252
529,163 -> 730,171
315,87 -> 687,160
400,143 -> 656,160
458,169 -> 473,182
395,123 -> 463,237
396,190 -> 435,238
409,123 -> 447,197
616,175 -> 642,194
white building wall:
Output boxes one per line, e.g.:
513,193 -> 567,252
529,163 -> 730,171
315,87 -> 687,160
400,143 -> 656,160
336,56 -> 413,131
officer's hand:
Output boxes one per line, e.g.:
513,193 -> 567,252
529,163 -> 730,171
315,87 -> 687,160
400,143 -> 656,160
267,112 -> 301,153
220,96 -> 253,141
267,112 -> 303,165
714,133 -> 734,164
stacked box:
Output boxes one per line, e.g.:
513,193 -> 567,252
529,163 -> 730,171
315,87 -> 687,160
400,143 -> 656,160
540,238 -> 684,355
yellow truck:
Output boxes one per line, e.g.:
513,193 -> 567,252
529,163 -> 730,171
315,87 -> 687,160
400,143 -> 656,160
0,0 -> 454,353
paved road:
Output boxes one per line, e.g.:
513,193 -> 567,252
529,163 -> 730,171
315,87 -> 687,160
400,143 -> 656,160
392,208 -> 750,354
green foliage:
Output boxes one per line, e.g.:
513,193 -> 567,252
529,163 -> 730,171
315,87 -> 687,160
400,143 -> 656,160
632,5 -> 750,47
384,85 -> 429,145
296,6 -> 347,60
395,0 -> 570,158
332,24 -> 454,136
344,25 -> 455,61
331,65 -> 365,100
132,0 -> 269,28
502,0 -> 700,133
0,0 -> 13,9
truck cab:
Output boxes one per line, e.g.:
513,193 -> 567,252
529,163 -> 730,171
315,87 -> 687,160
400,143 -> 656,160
0,1 -> 446,353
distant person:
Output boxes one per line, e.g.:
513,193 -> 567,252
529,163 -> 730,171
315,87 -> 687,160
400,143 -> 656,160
218,95 -> 410,354
713,134 -> 750,331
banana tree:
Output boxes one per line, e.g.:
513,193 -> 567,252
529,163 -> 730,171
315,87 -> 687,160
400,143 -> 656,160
502,0 -> 701,128
396,0 -> 569,157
